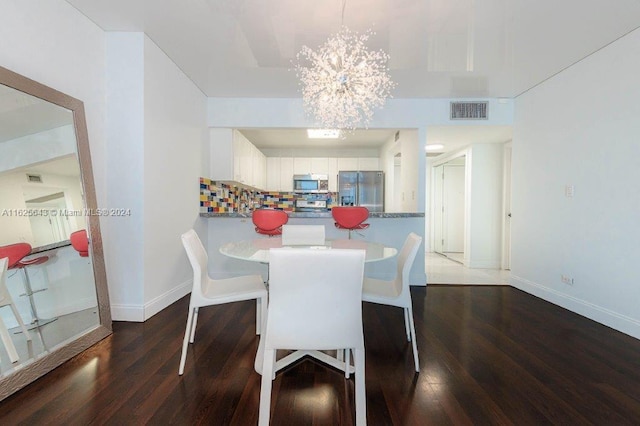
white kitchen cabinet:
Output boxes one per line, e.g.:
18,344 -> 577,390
280,157 -> 294,191
337,157 -> 359,171
327,158 -> 338,192
358,157 -> 380,171
266,157 -> 280,191
293,157 -> 312,175
252,146 -> 266,188
265,156 -> 294,192
209,128 -> 266,190
310,157 -> 329,175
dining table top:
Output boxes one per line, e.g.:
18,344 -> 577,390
219,237 -> 398,264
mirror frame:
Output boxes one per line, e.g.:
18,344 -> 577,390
0,65 -> 112,400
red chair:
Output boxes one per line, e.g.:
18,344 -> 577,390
70,229 -> 89,257
0,243 -> 48,272
252,209 -> 289,236
332,206 -> 370,239
0,243 -> 51,327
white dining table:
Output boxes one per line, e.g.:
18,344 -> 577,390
219,237 -> 398,376
219,237 -> 398,264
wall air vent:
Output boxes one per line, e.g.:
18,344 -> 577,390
26,173 -> 43,183
450,101 -> 488,120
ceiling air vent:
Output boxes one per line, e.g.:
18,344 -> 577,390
450,101 -> 488,120
26,173 -> 43,183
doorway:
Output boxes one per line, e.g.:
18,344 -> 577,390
433,156 -> 466,263
25,192 -> 71,247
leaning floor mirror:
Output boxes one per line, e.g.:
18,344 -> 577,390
0,65 -> 111,400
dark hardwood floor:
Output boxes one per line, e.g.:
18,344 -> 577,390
2,285 -> 640,425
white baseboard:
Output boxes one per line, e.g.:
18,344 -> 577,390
109,303 -> 145,322
110,279 -> 192,322
510,275 -> 640,340
144,279 -> 192,320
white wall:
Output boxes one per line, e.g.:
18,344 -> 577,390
105,33 -> 145,318
467,144 -> 503,268
142,35 -> 207,319
511,28 -> 640,339
105,33 -> 208,321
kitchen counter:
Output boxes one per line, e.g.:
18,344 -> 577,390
204,210 -> 427,285
200,212 -> 424,218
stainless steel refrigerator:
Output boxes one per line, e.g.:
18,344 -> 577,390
337,171 -> 385,212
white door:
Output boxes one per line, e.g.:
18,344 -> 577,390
432,164 -> 444,253
502,144 -> 512,270
442,164 -> 465,253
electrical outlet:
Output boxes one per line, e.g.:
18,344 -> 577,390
565,185 -> 574,198
561,275 -> 574,285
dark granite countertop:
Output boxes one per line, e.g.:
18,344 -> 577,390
30,240 -> 71,254
200,212 -> 424,219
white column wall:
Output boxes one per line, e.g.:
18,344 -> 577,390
467,144 -> 504,268
105,33 -> 145,318
142,36 -> 208,319
511,28 -> 640,339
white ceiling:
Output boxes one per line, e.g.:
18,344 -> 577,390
58,0 -> 640,152
66,0 -> 640,98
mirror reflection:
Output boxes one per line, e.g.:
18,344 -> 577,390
0,83 -> 98,377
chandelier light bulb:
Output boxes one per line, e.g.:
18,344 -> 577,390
294,26 -> 396,131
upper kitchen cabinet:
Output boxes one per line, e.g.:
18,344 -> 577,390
292,157 -> 330,175
209,129 -> 266,189
357,157 -> 380,171
293,157 -> 312,175
266,157 -> 293,192
337,157 -> 359,171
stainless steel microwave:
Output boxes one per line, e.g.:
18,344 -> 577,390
293,174 -> 329,193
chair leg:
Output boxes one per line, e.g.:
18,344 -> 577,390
189,307 -> 199,343
344,348 -> 351,378
354,348 -> 367,426
10,303 -> 31,341
256,296 -> 267,335
178,306 -> 195,375
403,308 -> 410,341
258,348 -> 276,426
406,304 -> 420,372
0,317 -> 19,363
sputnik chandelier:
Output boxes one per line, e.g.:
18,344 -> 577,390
293,1 -> 396,131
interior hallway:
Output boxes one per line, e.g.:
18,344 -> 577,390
425,251 -> 510,285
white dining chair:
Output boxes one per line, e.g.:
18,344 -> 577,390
281,224 -> 325,246
257,248 -> 367,426
362,232 -> 423,372
1,257 -> 31,364
178,229 -> 268,375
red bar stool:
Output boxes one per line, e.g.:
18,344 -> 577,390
70,229 -> 89,257
332,206 -> 370,239
252,209 -> 289,237
0,243 -> 54,328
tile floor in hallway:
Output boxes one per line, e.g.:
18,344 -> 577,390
425,252 -> 510,285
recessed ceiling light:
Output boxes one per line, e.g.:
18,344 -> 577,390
307,129 -> 341,139
425,143 -> 444,151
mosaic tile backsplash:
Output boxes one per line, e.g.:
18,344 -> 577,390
200,178 -> 296,213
